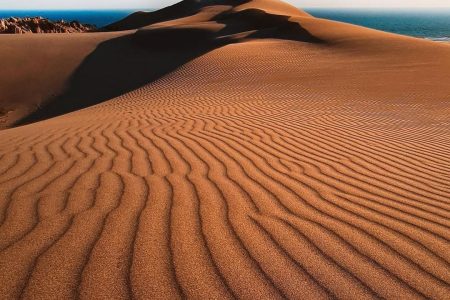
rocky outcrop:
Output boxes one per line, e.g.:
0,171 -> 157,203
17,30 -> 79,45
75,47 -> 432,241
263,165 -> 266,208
0,17 -> 96,34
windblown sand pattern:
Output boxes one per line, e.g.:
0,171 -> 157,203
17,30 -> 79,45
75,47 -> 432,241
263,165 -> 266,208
1,0 -> 450,299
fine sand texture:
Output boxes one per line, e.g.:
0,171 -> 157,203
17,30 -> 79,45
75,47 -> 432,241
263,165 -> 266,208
1,0 -> 450,299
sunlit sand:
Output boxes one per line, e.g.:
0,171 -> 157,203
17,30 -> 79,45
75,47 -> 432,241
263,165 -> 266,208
1,1 -> 449,298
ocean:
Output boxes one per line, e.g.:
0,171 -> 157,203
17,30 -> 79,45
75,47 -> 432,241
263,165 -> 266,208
0,8 -> 449,40
305,8 -> 450,41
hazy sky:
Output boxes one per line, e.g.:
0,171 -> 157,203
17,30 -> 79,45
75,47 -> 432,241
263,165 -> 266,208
1,0 -> 450,10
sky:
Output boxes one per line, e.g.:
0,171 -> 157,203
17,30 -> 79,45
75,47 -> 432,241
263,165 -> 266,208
0,0 -> 450,10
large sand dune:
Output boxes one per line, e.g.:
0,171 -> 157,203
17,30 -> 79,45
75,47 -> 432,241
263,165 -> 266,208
1,0 -> 450,298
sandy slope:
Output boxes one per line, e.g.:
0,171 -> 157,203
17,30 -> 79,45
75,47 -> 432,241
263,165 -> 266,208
1,0 -> 450,299
0,31 -> 132,128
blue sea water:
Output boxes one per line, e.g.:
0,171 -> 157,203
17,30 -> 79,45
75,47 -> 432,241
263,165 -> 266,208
305,8 -> 450,40
0,10 -> 151,28
0,8 -> 449,40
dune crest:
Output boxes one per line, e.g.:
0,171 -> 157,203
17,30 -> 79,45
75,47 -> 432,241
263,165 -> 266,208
1,0 -> 450,299
104,0 -> 311,31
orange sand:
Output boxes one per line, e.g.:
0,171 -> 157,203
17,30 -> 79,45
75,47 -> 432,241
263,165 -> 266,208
0,0 -> 449,299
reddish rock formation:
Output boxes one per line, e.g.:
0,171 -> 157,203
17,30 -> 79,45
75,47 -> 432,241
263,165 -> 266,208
0,17 -> 96,34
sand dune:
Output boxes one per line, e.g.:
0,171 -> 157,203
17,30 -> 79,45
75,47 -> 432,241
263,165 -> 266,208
1,0 -> 450,299
0,31 -> 130,128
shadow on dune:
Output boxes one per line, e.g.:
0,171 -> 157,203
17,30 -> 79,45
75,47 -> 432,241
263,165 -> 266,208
214,8 -> 322,42
15,32 -> 219,126
16,6 -> 322,126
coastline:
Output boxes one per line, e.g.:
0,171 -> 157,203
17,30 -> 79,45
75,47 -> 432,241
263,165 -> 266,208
0,9 -> 149,27
0,16 -> 96,33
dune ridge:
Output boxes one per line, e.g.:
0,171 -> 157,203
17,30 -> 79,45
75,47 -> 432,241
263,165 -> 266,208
0,0 -> 450,299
